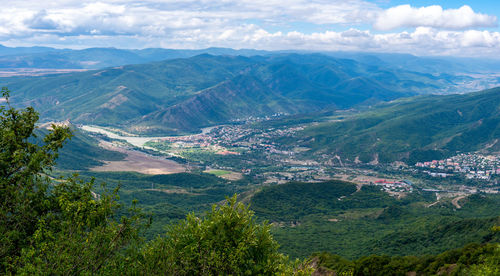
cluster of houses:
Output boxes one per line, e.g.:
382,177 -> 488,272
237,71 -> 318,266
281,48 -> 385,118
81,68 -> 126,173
372,179 -> 413,193
415,153 -> 500,180
207,125 -> 303,157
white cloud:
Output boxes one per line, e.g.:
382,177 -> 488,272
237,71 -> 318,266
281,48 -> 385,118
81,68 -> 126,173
0,1 -> 499,57
0,0 -> 379,38
374,5 -> 497,31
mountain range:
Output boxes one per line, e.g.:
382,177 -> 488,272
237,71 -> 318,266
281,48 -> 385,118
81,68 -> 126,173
0,44 -> 269,69
2,53 -> 463,134
2,44 -> 500,75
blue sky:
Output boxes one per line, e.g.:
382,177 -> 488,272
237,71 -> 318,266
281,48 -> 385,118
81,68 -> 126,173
0,0 -> 499,57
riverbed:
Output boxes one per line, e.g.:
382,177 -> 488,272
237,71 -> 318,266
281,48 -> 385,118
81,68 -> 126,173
79,125 -> 188,175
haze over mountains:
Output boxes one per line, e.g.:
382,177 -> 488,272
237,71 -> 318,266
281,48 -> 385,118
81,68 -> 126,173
0,44 -> 268,69
2,44 -> 500,74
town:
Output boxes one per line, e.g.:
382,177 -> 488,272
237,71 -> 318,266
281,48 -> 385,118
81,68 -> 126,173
131,121 -> 500,198
415,153 -> 500,181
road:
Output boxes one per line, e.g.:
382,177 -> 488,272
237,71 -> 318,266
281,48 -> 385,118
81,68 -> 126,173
452,196 -> 467,209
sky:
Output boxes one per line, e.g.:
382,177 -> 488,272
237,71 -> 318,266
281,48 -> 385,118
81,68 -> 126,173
1,0 -> 499,57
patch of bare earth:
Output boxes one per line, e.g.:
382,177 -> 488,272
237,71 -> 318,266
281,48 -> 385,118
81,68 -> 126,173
219,172 -> 243,180
91,141 -> 185,175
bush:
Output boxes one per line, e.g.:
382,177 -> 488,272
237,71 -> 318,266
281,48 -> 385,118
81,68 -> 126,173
134,195 -> 310,275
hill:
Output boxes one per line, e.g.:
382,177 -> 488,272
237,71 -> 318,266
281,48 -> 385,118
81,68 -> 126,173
312,242 -> 500,275
249,181 -> 500,259
2,54 -> 453,134
290,87 -> 500,164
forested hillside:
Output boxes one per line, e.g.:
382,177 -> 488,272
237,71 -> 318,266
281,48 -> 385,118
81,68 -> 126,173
290,87 -> 500,163
1,91 -> 499,274
249,181 -> 500,259
2,54 -> 454,134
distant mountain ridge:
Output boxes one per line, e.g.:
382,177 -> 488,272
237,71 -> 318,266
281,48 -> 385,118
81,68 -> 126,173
1,53 -> 458,134
2,44 -> 500,74
0,44 -> 270,69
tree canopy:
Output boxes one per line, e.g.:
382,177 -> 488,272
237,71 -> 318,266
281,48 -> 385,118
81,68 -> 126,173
0,87 -> 144,274
0,87 -> 306,274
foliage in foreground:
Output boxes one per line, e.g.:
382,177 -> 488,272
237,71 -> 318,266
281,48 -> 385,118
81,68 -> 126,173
0,88 -> 144,274
0,87 -> 306,274
126,195 -> 309,275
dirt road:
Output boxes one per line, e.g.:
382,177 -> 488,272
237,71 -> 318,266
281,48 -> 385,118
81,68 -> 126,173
452,196 -> 467,209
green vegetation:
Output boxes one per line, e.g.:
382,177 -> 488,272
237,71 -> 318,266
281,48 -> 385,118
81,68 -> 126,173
250,181 -> 500,259
2,54 -> 449,135
251,180 -> 359,220
293,87 -> 500,163
312,242 -> 500,275
73,171 -> 251,239
0,88 -> 306,274
205,169 -> 232,176
0,88 -> 144,273
132,195 -> 310,275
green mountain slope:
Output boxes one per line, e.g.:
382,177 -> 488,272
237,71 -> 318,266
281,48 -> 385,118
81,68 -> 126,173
293,87 -> 500,163
1,53 -> 463,134
3,55 -> 254,131
313,242 -> 500,276
139,74 -> 303,132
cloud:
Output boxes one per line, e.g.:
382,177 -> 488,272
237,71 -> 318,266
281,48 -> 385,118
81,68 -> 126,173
24,10 -> 59,30
374,5 -> 497,31
0,1 -> 499,57
0,0 -> 380,37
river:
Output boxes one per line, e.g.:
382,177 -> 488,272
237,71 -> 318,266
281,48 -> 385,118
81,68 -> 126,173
79,125 -> 216,148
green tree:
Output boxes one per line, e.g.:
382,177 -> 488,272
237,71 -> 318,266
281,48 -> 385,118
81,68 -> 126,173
133,195 -> 310,275
466,227 -> 500,275
1,87 -> 69,264
0,87 -> 144,274
0,88 -> 307,274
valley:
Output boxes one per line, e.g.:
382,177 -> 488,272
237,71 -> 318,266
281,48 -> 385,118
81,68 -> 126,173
2,49 -> 500,271
4,0 -> 500,273
3,53 -> 499,136
24,79 -> 500,262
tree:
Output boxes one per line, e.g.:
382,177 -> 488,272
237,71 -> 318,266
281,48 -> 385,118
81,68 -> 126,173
134,195 -> 310,275
0,87 -> 144,274
466,227 -> 500,275
0,88 -> 308,274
